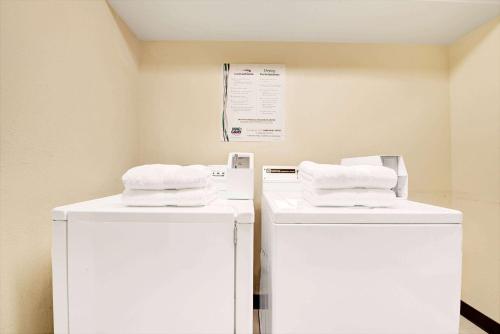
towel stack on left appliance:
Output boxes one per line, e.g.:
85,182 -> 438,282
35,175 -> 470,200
121,164 -> 216,206
52,153 -> 255,334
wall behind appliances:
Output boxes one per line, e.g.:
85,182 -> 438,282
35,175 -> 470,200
137,41 -> 451,289
0,1 -> 140,333
8,3 -> 498,330
449,17 -> 500,322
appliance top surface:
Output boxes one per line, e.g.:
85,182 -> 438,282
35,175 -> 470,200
53,194 -> 254,224
263,191 -> 462,224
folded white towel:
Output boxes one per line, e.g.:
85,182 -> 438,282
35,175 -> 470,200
122,164 -> 211,190
302,186 -> 396,207
299,161 -> 397,190
122,183 -> 216,207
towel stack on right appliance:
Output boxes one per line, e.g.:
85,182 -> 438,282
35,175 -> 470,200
260,156 -> 463,334
299,160 -> 399,208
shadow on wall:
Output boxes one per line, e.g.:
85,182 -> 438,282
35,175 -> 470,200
17,261 -> 53,334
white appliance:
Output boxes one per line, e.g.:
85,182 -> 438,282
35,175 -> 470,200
52,165 -> 254,334
260,166 -> 463,334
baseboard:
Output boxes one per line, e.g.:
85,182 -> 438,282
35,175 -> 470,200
461,301 -> 500,334
254,295 -> 500,333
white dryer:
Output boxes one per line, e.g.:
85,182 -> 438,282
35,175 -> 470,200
260,166 -> 462,334
52,165 -> 254,334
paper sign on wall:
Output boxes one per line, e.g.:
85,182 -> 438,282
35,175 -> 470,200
221,64 -> 285,142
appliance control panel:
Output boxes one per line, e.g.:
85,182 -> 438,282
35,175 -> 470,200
262,166 -> 299,183
226,153 -> 254,199
209,165 -> 226,178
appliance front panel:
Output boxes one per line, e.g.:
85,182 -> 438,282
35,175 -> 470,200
68,220 -> 235,334
273,223 -> 462,334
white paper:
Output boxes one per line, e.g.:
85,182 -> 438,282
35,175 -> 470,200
222,64 -> 285,141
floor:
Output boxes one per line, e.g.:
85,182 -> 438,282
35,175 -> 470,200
252,311 -> 487,334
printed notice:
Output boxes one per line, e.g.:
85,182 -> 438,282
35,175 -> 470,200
222,64 -> 285,141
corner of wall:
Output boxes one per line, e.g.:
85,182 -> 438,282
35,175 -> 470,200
107,1 -> 143,167
107,1 -> 142,69
448,15 -> 500,322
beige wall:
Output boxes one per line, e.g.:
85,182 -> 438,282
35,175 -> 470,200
0,1 -> 140,333
138,41 -> 452,290
1,1 -> 497,331
449,17 -> 500,322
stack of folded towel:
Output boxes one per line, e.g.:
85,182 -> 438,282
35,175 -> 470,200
121,164 -> 216,207
299,161 -> 398,207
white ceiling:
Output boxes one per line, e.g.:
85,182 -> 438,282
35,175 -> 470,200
108,0 -> 500,44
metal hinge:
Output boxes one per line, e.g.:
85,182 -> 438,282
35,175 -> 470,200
233,222 -> 238,245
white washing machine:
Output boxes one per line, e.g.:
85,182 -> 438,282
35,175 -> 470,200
260,166 -> 462,334
52,164 -> 254,334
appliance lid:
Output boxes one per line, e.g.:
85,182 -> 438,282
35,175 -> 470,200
263,192 -> 462,224
53,195 -> 254,224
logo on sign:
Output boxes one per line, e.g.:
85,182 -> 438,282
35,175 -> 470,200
231,127 -> 242,135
